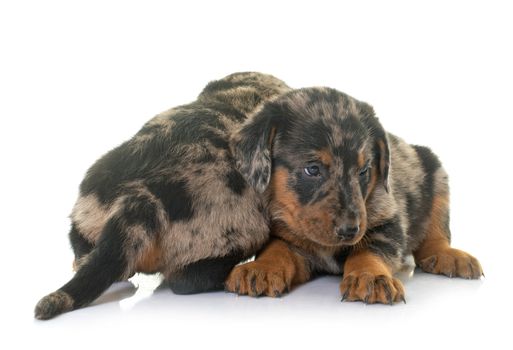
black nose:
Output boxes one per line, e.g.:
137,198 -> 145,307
337,226 -> 360,240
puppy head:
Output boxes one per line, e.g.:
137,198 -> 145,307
231,88 -> 390,247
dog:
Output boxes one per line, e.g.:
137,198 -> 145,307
225,87 -> 483,303
34,72 -> 291,319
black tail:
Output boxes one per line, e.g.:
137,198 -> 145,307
35,218 -> 129,320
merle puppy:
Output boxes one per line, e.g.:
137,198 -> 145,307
225,87 -> 483,303
35,72 -> 290,319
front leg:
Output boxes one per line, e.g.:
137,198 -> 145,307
225,239 -> 311,297
340,249 -> 405,304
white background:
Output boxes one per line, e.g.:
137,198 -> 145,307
1,1 -> 512,349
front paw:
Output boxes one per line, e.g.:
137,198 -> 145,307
418,248 -> 483,279
340,272 -> 405,305
225,261 -> 290,297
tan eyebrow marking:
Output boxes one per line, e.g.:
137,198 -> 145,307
316,148 -> 333,166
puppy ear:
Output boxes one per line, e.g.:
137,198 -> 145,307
361,112 -> 391,193
230,105 -> 279,193
376,134 -> 391,192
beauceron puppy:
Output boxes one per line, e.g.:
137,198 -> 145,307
225,87 -> 483,303
34,72 -> 290,319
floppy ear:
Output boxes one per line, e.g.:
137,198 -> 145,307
230,104 -> 279,193
361,112 -> 391,193
376,132 -> 391,193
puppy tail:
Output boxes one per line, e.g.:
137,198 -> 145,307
34,217 -> 130,320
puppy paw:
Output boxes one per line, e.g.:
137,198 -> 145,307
225,261 -> 290,297
34,291 -> 74,320
340,272 -> 405,305
418,248 -> 483,279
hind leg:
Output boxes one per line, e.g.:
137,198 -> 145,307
35,217 -> 132,319
167,251 -> 245,295
69,224 -> 94,271
35,190 -> 164,319
413,193 -> 483,279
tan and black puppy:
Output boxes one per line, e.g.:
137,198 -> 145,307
34,72 -> 291,319
226,87 -> 483,303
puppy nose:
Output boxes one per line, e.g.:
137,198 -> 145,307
337,226 -> 360,240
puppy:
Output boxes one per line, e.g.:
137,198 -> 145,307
34,72 -> 291,319
225,87 -> 483,303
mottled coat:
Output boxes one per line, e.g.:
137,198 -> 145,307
225,88 -> 483,303
35,72 -> 290,319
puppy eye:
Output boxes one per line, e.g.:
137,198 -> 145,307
304,165 -> 320,177
359,166 -> 370,177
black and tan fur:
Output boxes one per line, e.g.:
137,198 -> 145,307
225,87 -> 483,303
34,72 -> 291,319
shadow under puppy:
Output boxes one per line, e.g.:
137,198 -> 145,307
226,88 -> 483,303
34,72 -> 291,319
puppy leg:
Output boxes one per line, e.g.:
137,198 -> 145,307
35,218 -> 133,319
69,224 -> 94,271
168,251 -> 245,295
35,189 -> 162,319
413,193 -> 483,279
225,239 -> 310,297
340,249 -> 405,304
